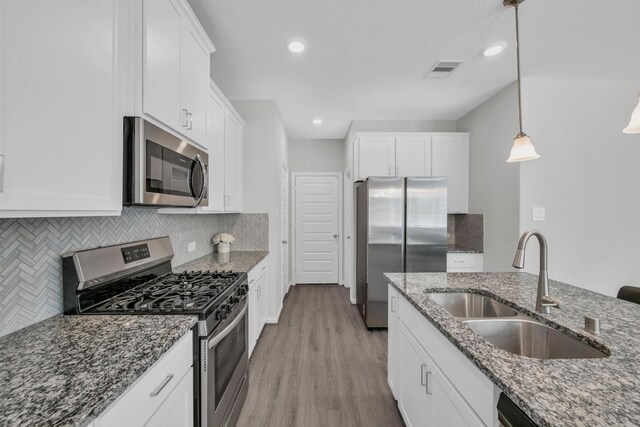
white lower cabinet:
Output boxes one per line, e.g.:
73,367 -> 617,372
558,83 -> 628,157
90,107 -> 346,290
94,332 -> 193,427
388,285 -> 400,398
447,253 -> 484,272
390,284 -> 499,427
248,257 -> 269,358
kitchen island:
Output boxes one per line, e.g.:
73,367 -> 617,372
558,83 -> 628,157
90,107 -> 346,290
385,272 -> 640,427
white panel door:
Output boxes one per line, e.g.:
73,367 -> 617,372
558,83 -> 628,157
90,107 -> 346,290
432,135 -> 469,213
395,136 -> 432,176
281,166 -> 290,296
143,0 -> 182,131
358,136 -> 395,180
295,175 -> 340,284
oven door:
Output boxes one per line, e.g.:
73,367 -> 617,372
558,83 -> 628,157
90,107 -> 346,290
124,117 -> 209,207
201,302 -> 249,427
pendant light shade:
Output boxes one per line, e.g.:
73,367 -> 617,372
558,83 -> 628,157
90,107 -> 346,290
507,132 -> 540,162
623,94 -> 640,134
504,0 -> 540,163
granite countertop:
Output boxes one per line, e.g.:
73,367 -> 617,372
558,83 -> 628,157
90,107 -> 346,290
447,244 -> 483,254
175,250 -> 269,273
0,314 -> 197,427
385,272 -> 640,427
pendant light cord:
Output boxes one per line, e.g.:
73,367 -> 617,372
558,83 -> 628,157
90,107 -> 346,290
515,3 -> 523,135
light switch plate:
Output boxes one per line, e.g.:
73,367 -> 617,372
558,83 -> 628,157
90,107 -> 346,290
532,207 -> 546,222
188,242 -> 196,252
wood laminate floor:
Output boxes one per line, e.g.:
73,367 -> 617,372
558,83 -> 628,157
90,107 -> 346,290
237,285 -> 404,427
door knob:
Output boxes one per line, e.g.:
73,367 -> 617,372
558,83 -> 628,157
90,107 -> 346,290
282,240 -> 287,244
333,234 -> 339,238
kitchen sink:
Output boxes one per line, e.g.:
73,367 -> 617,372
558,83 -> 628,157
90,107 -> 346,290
429,293 -> 519,318
464,318 -> 608,359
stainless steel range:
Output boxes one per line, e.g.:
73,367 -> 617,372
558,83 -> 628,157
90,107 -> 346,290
62,236 -> 249,427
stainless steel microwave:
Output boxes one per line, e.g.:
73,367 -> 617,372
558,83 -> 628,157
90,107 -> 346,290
123,117 -> 208,207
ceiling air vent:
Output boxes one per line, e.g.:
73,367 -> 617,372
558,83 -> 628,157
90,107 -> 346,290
424,60 -> 465,79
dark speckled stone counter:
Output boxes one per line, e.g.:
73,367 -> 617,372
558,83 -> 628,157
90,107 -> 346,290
175,250 -> 268,273
447,244 -> 483,254
0,314 -> 197,427
385,272 -> 640,427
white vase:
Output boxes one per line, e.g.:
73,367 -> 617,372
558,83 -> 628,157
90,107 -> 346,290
218,242 -> 230,254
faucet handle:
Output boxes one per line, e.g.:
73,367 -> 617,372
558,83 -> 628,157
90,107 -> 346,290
540,296 -> 560,309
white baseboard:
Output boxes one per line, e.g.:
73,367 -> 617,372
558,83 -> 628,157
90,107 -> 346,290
265,302 -> 283,324
350,296 -> 356,304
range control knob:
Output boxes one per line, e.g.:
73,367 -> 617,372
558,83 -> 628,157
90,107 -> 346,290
215,305 -> 230,320
229,295 -> 239,304
237,286 -> 247,296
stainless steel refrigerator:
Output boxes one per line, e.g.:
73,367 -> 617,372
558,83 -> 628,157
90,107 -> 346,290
355,177 -> 447,328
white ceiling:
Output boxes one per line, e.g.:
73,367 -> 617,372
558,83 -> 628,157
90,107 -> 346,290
188,0 -> 640,139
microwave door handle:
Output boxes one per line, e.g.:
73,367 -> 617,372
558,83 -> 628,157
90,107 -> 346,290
194,154 -> 207,206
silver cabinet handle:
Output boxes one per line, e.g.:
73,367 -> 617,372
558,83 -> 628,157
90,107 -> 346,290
182,109 -> 188,127
390,296 -> 396,313
261,265 -> 266,270
420,364 -> 427,386
249,278 -> 255,284
150,374 -> 174,397
426,371 -> 432,395
187,112 -> 193,130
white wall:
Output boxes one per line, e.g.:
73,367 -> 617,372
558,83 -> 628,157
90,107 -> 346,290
288,139 -> 345,173
519,79 -> 640,297
456,83 -> 521,271
232,100 -> 289,320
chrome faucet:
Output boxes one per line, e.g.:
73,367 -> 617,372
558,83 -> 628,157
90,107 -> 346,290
512,230 -> 560,314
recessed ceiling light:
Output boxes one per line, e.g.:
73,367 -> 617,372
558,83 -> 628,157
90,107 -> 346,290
312,118 -> 323,125
483,42 -> 508,57
287,37 -> 307,53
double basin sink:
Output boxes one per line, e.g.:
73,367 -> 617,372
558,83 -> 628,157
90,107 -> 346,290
428,293 -> 608,360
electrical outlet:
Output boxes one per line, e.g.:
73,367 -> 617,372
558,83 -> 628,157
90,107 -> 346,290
188,242 -> 196,252
532,207 -> 546,222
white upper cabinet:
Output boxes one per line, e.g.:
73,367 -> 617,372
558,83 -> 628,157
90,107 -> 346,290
143,0 -> 182,131
357,136 -> 396,180
159,80 -> 244,215
224,111 -> 243,213
0,0 -> 132,218
353,132 -> 469,213
432,134 -> 469,214
141,0 -> 214,148
395,136 -> 432,177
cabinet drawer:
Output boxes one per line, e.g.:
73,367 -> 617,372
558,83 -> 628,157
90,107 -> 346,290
97,332 -> 193,427
248,257 -> 268,286
398,296 -> 497,426
447,254 -> 483,272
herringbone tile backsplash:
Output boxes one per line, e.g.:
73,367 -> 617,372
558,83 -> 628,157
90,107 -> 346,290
0,209 -> 268,337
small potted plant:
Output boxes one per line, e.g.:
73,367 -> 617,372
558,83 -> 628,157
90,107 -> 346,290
212,233 -> 235,254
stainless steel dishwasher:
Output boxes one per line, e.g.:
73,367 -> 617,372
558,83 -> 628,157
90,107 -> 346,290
497,393 -> 539,427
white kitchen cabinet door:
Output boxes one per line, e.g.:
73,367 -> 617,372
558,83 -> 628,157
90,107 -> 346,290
395,136 -> 432,177
143,0 -> 182,131
447,253 -> 484,272
143,368 -> 193,427
0,0 -> 129,217
248,279 -> 258,358
358,136 -> 395,180
398,322 -> 434,427
432,135 -> 469,213
388,285 -> 400,399
201,87 -> 226,212
179,20 -> 209,145
257,271 -> 268,336
224,111 -> 243,212
248,257 -> 268,357
432,364 -> 484,427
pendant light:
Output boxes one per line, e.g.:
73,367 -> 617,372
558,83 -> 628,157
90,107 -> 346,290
505,0 -> 540,163
623,93 -> 640,133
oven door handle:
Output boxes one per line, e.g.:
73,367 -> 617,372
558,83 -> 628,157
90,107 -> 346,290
208,304 -> 247,349
194,154 -> 208,206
